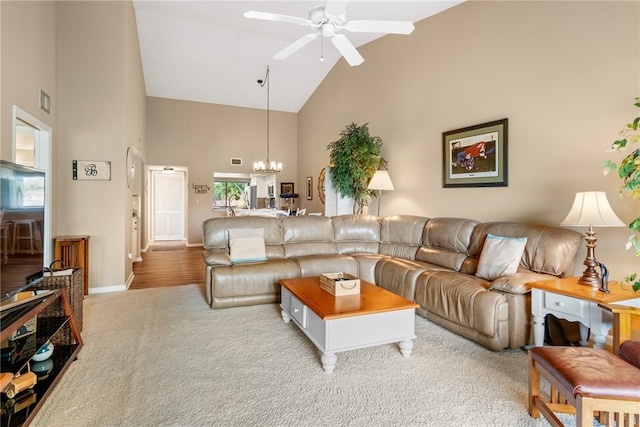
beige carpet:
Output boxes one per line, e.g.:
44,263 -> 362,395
32,284 -> 588,427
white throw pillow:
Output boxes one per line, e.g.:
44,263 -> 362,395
228,228 -> 266,263
475,234 -> 527,281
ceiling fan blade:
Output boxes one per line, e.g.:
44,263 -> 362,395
331,34 -> 364,66
244,11 -> 310,26
274,33 -> 318,60
346,20 -> 415,35
325,0 -> 349,17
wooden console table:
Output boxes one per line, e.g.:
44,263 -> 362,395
528,277 -> 639,348
54,235 -> 90,295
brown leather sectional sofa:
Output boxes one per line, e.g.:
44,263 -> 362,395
202,214 -> 583,351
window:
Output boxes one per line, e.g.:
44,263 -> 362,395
213,180 -> 248,208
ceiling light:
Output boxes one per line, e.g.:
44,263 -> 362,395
253,65 -> 282,174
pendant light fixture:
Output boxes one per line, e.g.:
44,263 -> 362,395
253,65 -> 282,173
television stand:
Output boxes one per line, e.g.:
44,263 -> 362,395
0,288 -> 83,426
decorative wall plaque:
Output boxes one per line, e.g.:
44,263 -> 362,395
73,160 -> 111,181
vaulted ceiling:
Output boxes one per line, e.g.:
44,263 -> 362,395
133,1 -> 464,113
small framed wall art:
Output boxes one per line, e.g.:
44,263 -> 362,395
306,176 -> 313,200
442,118 -> 508,188
280,182 -> 294,195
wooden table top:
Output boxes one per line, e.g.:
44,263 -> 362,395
279,276 -> 419,320
527,277 -> 639,304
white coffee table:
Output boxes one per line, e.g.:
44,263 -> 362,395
279,276 -> 419,374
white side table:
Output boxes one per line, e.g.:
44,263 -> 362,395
528,277 -> 639,348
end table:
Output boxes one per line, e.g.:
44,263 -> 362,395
528,277 -> 639,348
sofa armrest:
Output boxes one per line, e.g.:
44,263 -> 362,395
489,271 -> 558,295
203,249 -> 232,267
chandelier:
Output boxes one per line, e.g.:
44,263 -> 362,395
253,65 -> 282,173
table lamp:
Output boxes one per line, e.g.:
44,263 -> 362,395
560,191 -> 625,288
367,170 -> 394,216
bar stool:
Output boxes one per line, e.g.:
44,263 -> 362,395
12,219 -> 37,255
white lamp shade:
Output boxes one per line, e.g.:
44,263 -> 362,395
367,170 -> 394,191
560,191 -> 625,227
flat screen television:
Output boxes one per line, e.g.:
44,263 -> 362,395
0,160 -> 46,301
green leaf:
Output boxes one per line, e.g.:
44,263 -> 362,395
602,159 -> 617,172
606,98 -> 640,292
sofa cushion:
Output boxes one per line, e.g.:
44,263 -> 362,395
209,259 -> 300,308
475,234 -> 527,280
333,214 -> 381,255
415,271 -> 505,338
375,257 -> 430,301
489,271 -> 559,295
469,222 -> 583,277
293,255 -> 359,278
203,249 -> 232,267
379,215 -> 429,260
228,228 -> 267,263
282,216 -> 337,257
415,217 -> 479,271
203,216 -> 283,250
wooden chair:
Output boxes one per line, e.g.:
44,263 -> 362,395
529,303 -> 640,427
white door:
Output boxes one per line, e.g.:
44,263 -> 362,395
152,170 -> 185,241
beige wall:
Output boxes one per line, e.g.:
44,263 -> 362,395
298,1 -> 640,280
124,0 -> 147,279
0,0 -> 56,158
145,97 -> 297,244
56,0 -> 146,290
1,1 -> 146,291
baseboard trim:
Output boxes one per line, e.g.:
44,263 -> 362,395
125,272 -> 134,289
89,284 -> 126,294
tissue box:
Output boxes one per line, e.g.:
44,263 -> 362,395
320,273 -> 361,296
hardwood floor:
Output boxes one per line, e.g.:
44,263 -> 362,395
130,243 -> 205,289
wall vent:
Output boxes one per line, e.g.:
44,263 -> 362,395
230,158 -> 242,166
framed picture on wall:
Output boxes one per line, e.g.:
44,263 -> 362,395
306,177 -> 313,200
442,118 -> 508,188
281,182 -> 294,195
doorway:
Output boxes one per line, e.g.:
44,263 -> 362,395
150,168 -> 186,242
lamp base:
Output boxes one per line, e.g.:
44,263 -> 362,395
576,225 -> 600,289
576,272 -> 600,288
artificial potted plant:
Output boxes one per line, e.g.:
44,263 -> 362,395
327,122 -> 387,214
603,97 -> 640,291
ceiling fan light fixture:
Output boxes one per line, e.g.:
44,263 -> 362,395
244,1 -> 415,67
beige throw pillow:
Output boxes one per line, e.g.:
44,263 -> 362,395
228,228 -> 266,263
475,234 -> 527,281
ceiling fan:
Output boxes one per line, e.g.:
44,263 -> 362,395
244,1 -> 415,66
